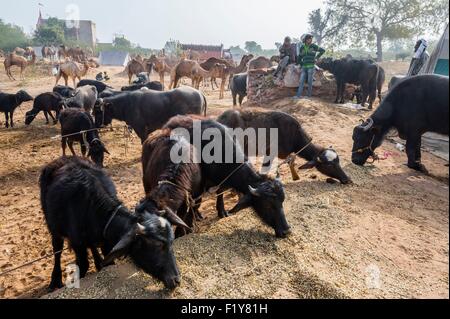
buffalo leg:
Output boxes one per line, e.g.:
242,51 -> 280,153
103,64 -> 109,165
406,135 -> 428,174
216,193 -> 229,218
361,87 -> 369,108
81,143 -> 87,157
72,246 -> 89,278
68,140 -> 76,156
43,111 -> 50,124
232,93 -> 237,107
9,112 -> 14,128
4,112 -> 9,128
335,81 -> 341,103
368,88 -> 377,110
48,111 -> 57,125
339,83 -> 346,104
90,247 -> 103,272
62,138 -> 68,156
239,95 -> 245,107
49,236 -> 64,290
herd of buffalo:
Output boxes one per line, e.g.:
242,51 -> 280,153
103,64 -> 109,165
0,57 -> 448,290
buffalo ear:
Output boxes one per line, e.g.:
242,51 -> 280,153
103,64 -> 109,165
228,194 -> 252,215
102,226 -> 137,266
299,160 -> 317,170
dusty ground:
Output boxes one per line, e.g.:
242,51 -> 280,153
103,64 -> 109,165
0,62 -> 448,299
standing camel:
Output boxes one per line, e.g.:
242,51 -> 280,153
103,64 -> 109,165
172,59 -> 224,90
54,61 -> 90,87
125,58 -> 152,84
4,52 -> 36,80
148,55 -> 172,90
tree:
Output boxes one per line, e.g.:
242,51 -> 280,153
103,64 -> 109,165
327,0 -> 449,62
0,19 -> 30,52
308,8 -> 348,46
33,17 -> 65,46
113,35 -> 132,49
244,41 -> 263,55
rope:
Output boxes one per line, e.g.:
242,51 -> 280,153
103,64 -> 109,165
0,248 -> 68,278
277,140 -> 313,173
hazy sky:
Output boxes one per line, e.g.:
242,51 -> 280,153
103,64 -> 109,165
1,0 -> 324,49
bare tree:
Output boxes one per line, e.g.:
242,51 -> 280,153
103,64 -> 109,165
308,8 -> 348,46
327,0 -> 448,61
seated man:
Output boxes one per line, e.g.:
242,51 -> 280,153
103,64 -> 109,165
274,37 -> 297,79
295,34 -> 325,99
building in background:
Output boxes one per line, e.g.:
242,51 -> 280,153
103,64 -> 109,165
37,11 -> 97,48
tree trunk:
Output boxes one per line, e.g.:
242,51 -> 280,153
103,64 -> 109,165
376,32 -> 383,62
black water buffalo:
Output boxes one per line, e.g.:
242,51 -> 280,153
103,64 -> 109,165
94,86 -> 208,143
0,90 -> 33,128
63,85 -> 98,112
40,156 -> 184,290
163,115 -> 291,238
218,109 -> 352,184
230,73 -> 248,107
121,81 -> 164,92
59,108 -> 109,168
352,75 -> 449,174
53,85 -> 75,98
77,79 -> 113,93
25,92 -> 65,126
318,58 -> 382,109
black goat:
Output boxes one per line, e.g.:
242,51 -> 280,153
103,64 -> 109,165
0,90 -> 33,128
59,108 -> 109,168
40,156 -> 186,290
25,92 -> 65,126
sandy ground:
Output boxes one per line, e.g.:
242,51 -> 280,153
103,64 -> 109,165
0,62 -> 448,299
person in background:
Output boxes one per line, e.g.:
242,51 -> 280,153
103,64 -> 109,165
294,34 -> 325,99
407,39 -> 429,76
274,36 -> 297,79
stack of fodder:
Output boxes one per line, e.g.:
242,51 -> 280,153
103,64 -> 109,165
247,65 -> 357,106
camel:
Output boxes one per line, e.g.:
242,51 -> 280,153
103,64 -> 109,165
54,61 -> 90,87
59,45 -> 86,62
4,52 -> 36,81
248,56 -> 273,70
125,58 -> 152,84
148,55 -> 173,90
200,55 -> 254,92
171,59 -> 224,90
13,47 -> 26,56
42,46 -> 57,60
24,47 -> 35,60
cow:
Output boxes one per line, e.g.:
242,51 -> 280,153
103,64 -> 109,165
25,92 -> 65,126
53,85 -> 75,98
218,109 -> 352,184
59,108 -> 109,168
63,85 -> 98,112
318,58 -> 382,109
352,75 -> 449,174
40,156 -> 186,290
0,90 -> 33,128
121,81 -> 164,92
94,86 -> 208,143
77,79 -> 113,94
230,73 -> 248,107
141,129 -> 202,238
163,115 -> 292,238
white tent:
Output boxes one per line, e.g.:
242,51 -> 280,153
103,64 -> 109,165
98,51 -> 131,66
420,24 -> 449,76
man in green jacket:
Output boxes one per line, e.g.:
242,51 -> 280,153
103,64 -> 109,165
295,34 -> 325,99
